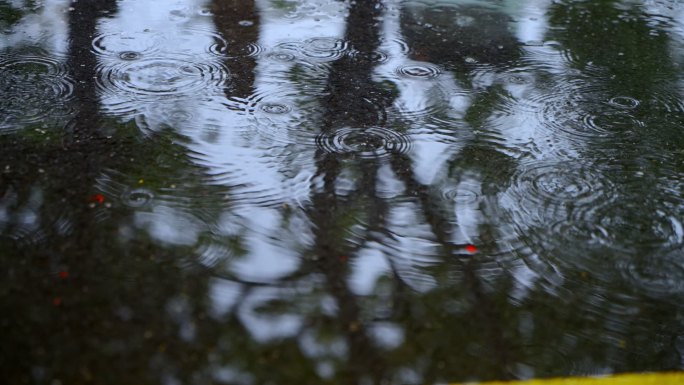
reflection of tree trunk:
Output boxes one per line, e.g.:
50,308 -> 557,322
309,1 -> 391,383
66,0 -> 117,144
59,0 -> 118,247
323,0 -> 392,129
0,0 -> 119,381
311,179 -> 385,383
211,0 -> 259,99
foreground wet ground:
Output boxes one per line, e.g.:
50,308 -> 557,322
2,0 -> 684,383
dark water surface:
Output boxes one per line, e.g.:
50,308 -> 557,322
2,0 -> 684,383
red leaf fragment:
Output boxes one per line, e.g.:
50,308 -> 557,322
465,244 -> 478,253
89,194 -> 105,204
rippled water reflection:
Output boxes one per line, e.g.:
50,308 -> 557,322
2,0 -> 684,383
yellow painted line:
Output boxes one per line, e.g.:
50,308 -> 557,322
454,372 -> 684,385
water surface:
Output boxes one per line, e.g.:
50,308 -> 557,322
2,0 -> 684,384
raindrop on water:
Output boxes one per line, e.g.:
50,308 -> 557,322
298,37 -> 349,61
91,31 -> 163,58
118,51 -> 141,61
122,188 -> 154,208
260,103 -> 292,115
96,54 -> 230,114
0,53 -> 74,132
316,127 -> 412,159
396,63 -> 442,79
607,96 -> 640,109
267,51 -> 296,62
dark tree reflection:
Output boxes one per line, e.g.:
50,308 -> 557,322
212,0 -> 259,98
541,0 -> 684,372
0,1 -> 221,383
309,1 -> 392,382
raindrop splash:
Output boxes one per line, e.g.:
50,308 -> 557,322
396,62 -> 442,79
316,127 -> 412,159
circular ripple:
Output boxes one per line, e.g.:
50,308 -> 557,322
242,43 -> 266,57
652,90 -> 684,113
223,88 -> 297,116
0,54 -> 74,131
122,188 -> 154,208
511,208 -> 616,287
501,162 -> 616,266
521,191 -> 684,283
316,127 -> 412,159
92,30 -> 163,57
167,109 -> 194,122
299,37 -> 349,61
582,112 -> 644,135
96,55 -> 230,103
619,249 -> 684,297
266,51 -> 296,62
396,62 -> 441,79
608,96 -> 639,109
119,51 -> 142,61
383,37 -> 411,55
0,54 -> 67,76
596,201 -> 684,251
507,161 -> 614,208
347,49 -> 389,64
260,103 -> 292,114
538,93 -> 643,141
244,89 -> 324,146
441,181 -> 481,205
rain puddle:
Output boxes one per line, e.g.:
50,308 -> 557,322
2,0 -> 684,383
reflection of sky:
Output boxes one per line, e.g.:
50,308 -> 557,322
0,0 -> 70,53
94,0 -> 349,343
509,0 -> 551,44
378,1 -> 467,187
94,0 -> 563,304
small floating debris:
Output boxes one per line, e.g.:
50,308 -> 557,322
89,194 -> 105,204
